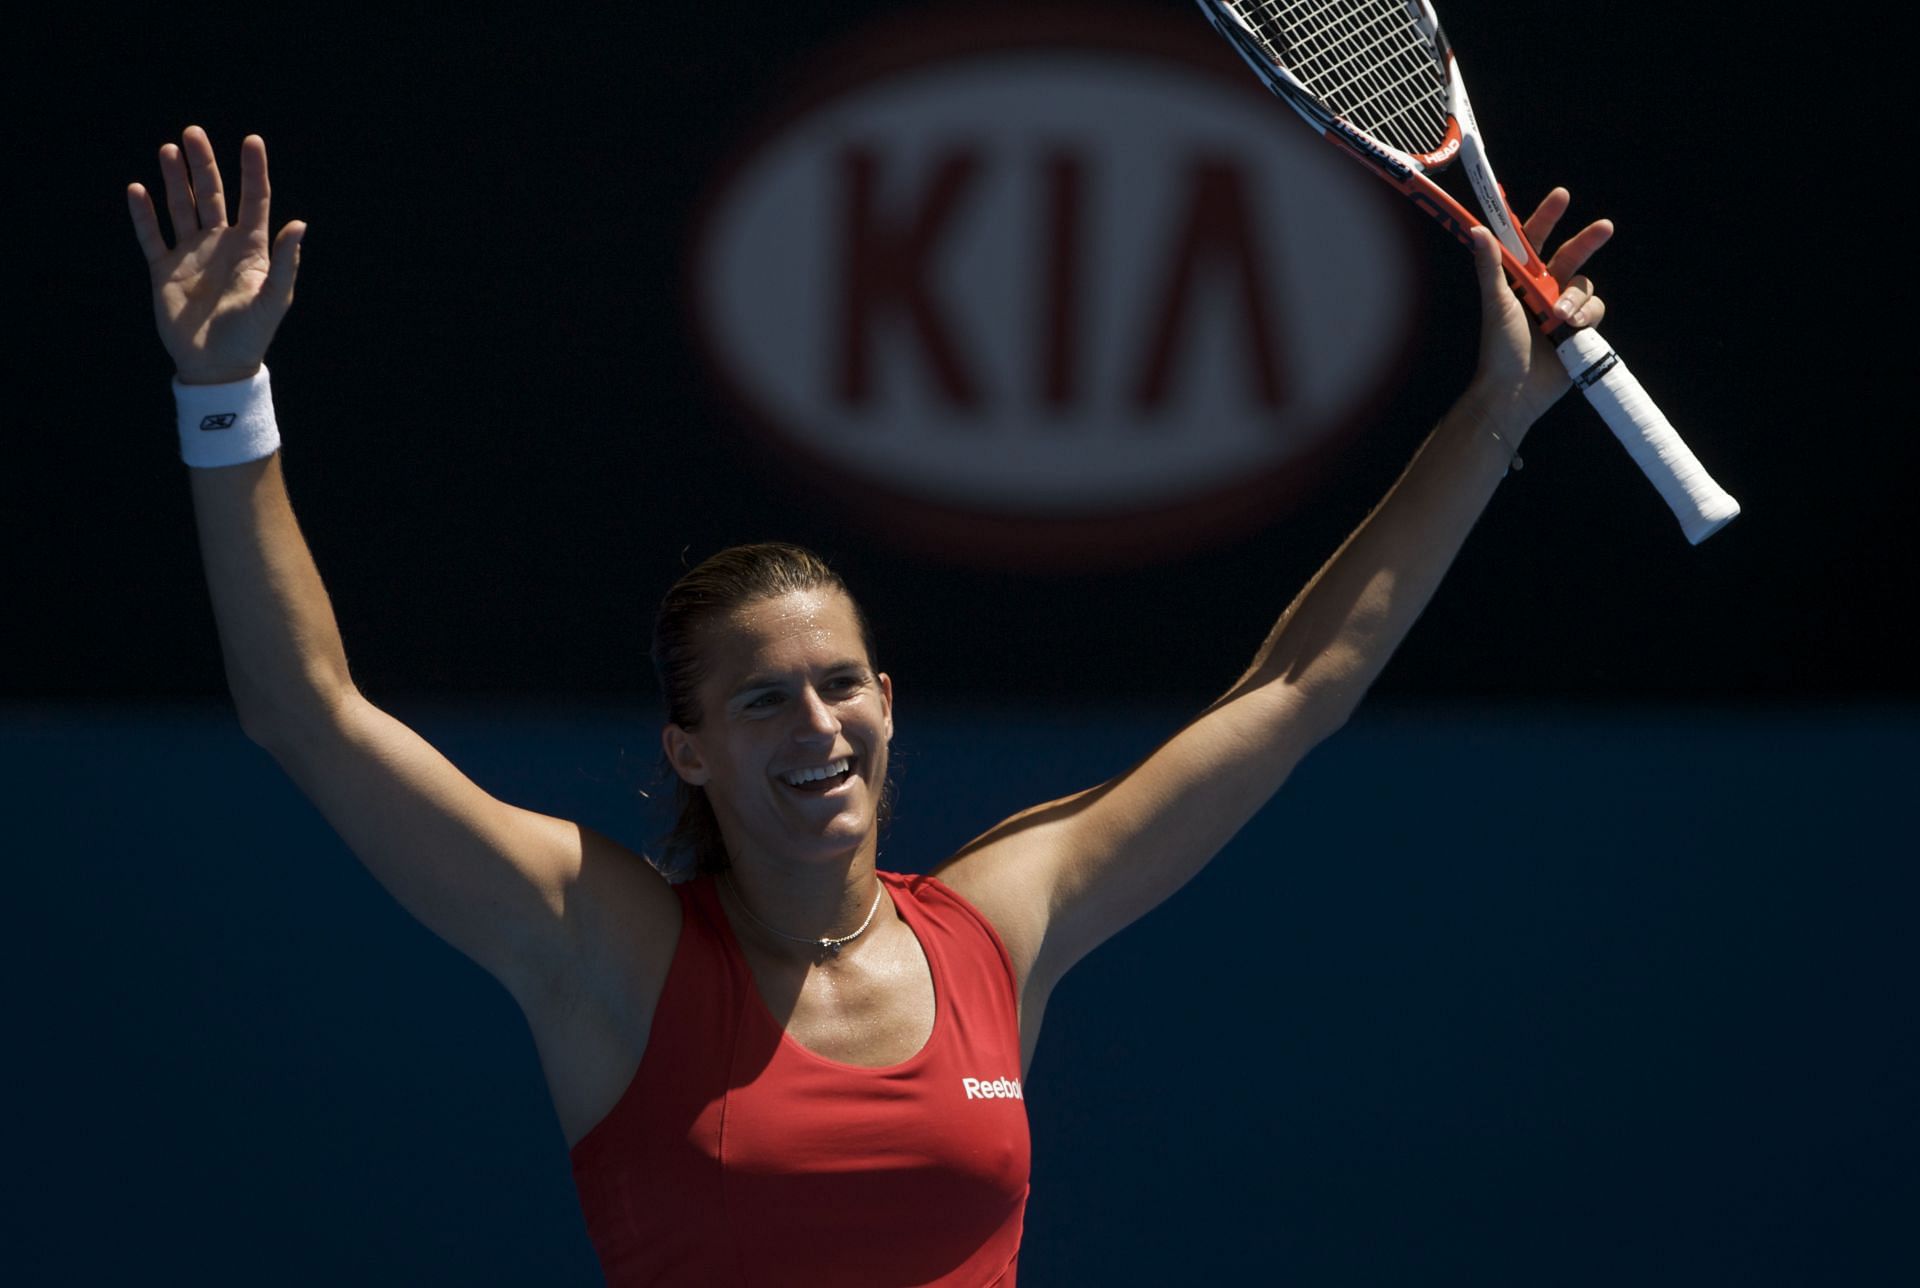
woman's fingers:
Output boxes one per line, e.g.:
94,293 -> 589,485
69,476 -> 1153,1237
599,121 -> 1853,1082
1469,226 -> 1509,312
1522,187 -> 1571,254
1545,218 -> 1614,288
1521,189 -> 1616,299
127,183 -> 168,265
181,125 -> 228,230
266,220 -> 307,307
1518,186 -> 1617,293
1554,275 -> 1606,329
236,134 -> 271,236
158,141 -> 196,241
142,127 -> 270,262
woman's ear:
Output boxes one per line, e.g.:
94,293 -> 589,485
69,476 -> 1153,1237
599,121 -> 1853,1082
879,672 -> 894,741
662,724 -> 710,786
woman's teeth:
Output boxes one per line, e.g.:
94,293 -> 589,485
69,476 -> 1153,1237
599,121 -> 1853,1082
783,757 -> 852,788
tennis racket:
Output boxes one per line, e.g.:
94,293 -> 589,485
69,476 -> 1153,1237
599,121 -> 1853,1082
1196,0 -> 1738,543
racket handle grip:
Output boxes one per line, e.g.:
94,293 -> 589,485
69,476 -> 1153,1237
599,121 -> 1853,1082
1553,328 -> 1740,544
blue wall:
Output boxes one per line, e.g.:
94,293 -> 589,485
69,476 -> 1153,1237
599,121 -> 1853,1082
8,703 -> 1912,1284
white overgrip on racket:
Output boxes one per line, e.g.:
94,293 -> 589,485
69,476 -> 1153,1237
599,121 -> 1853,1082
1554,328 -> 1740,543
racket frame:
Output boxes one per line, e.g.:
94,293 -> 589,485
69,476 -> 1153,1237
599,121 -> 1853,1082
1198,0 -> 1738,541
1202,0 -> 1562,325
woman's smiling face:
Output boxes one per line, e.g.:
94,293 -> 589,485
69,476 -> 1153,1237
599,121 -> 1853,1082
663,587 -> 893,870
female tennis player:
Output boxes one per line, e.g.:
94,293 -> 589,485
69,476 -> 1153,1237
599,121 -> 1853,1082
131,126 -> 1612,1286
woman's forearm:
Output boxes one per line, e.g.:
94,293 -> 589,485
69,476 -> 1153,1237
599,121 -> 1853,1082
1221,395 -> 1523,724
188,450 -> 357,737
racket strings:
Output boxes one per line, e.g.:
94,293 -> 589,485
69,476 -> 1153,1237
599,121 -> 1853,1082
1228,0 -> 1450,157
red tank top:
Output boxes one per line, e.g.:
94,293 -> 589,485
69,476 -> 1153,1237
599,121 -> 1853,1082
569,869 -> 1031,1286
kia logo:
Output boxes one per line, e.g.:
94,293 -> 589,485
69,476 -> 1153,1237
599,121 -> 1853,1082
689,4 -> 1420,570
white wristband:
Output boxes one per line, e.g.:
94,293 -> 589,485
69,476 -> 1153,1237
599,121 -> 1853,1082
174,366 -> 281,468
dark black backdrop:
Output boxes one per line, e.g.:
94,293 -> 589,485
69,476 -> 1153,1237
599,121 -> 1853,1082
13,0 -> 1899,712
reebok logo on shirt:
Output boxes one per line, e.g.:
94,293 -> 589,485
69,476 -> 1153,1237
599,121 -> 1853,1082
962,1076 -> 1023,1101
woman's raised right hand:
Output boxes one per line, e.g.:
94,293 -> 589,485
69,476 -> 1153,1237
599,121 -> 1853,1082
128,126 -> 305,385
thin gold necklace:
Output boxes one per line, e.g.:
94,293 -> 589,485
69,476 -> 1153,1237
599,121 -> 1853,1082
722,872 -> 885,961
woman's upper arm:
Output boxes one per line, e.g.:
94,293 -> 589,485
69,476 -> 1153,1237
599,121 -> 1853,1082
932,679 -> 1329,996
252,691 -> 678,1008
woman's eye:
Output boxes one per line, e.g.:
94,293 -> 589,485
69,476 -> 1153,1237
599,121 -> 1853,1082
747,692 -> 781,709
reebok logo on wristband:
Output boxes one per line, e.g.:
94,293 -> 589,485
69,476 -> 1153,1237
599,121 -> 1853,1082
174,366 -> 281,468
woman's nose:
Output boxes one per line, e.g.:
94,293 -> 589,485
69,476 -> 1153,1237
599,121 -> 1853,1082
794,686 -> 840,738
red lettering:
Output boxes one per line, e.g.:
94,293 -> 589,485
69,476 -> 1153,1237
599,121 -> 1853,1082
1131,158 -> 1289,411
836,146 -> 983,408
1040,151 -> 1084,409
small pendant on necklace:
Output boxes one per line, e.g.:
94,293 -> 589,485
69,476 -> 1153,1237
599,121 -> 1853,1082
820,939 -> 841,958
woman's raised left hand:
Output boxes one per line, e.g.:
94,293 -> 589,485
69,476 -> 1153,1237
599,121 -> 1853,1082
1463,188 -> 1613,434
